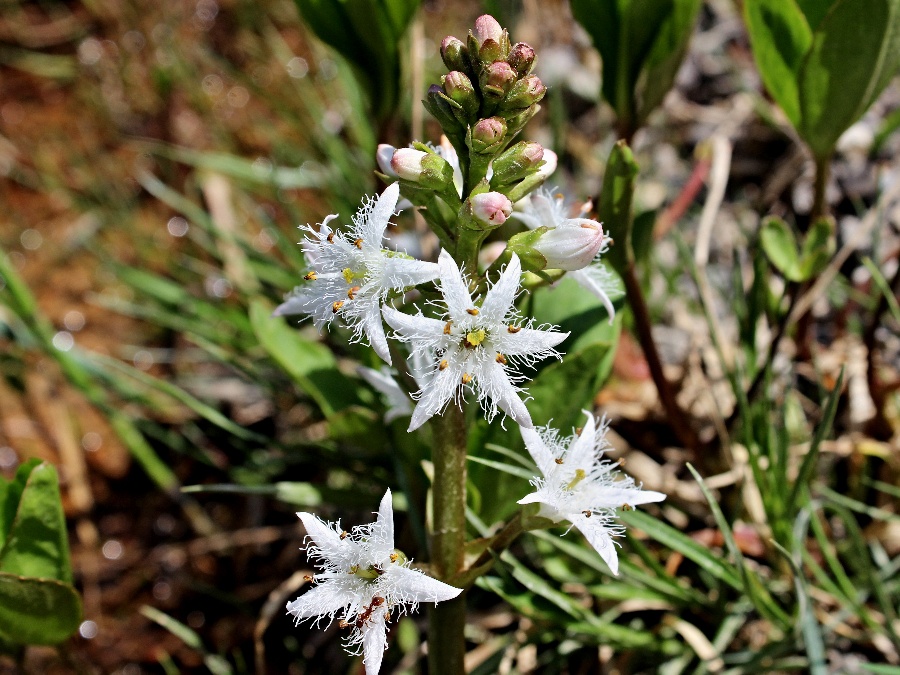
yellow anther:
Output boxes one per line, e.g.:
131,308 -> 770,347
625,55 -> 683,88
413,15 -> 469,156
582,510 -> 592,518
496,353 -> 507,365
339,531 -> 348,540
339,620 -> 351,628
461,373 -> 473,384
444,321 -> 453,335
617,458 -> 626,467
349,565 -> 359,574
466,307 -> 479,315
575,427 -> 583,436
327,232 -> 335,243
332,301 -> 344,313
304,574 -> 315,582
507,325 -> 521,333
342,268 -> 355,284
304,270 -> 318,281
439,360 -> 449,371
347,285 -> 361,300
389,553 -> 399,563
622,503 -> 634,511
354,238 -> 364,249
554,457 -> 564,465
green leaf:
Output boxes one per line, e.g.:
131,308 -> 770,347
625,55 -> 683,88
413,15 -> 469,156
141,606 -> 233,675
795,0 -> 840,29
249,298 -> 360,417
798,0 -> 900,158
0,463 -> 72,584
0,573 -> 81,645
797,217 -> 835,280
743,0 -> 812,126
0,459 -> 41,551
598,140 -> 640,275
760,216 -> 802,281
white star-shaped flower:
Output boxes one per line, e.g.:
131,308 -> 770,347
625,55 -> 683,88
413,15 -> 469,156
382,250 -> 568,431
287,489 -> 461,675
518,410 -> 666,575
513,188 -> 617,322
274,183 -> 439,364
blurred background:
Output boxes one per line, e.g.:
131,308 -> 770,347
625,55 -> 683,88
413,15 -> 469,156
1,0 -> 899,673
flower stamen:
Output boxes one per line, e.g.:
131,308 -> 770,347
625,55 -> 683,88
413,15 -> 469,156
566,468 -> 587,490
304,271 -> 317,281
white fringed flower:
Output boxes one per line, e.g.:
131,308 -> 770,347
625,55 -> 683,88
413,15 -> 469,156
382,250 -> 568,431
513,188 -> 617,322
518,411 -> 666,575
274,183 -> 439,364
287,490 -> 462,675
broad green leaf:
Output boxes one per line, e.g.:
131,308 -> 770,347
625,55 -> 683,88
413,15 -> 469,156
0,463 -> 72,584
631,209 -> 656,267
570,0 -> 621,116
598,140 -> 640,275
0,573 -> 81,645
795,0 -> 839,29
294,0 -> 419,121
743,0 -> 812,125
759,216 -> 801,281
632,0 -> 702,125
0,458 -> 41,551
797,217 -> 835,279
798,0 -> 900,158
249,298 -> 360,416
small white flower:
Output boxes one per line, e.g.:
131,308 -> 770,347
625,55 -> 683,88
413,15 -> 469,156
274,183 -> 439,364
513,188 -> 617,322
382,250 -> 568,431
518,410 -> 666,575
287,490 -> 462,675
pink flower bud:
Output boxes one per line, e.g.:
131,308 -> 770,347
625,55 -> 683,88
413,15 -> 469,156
440,36 -> 467,71
471,192 -> 513,226
471,116 -> 506,153
473,15 -> 503,46
391,148 -> 427,181
533,219 -> 606,271
508,42 -> 536,77
482,61 -> 517,99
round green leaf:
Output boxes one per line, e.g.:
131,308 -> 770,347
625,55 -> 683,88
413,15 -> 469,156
0,573 -> 82,646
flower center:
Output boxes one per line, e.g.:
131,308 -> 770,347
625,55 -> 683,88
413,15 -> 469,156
566,468 -> 587,490
464,329 -> 486,348
342,267 -> 366,284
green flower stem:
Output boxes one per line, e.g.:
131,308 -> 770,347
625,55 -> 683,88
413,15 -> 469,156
428,403 -> 468,675
811,154 -> 831,223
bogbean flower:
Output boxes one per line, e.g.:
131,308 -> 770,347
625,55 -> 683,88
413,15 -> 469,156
512,188 -> 617,321
357,351 -> 430,424
288,490 -> 462,675
382,250 -> 568,431
274,183 -> 439,364
518,411 -> 666,575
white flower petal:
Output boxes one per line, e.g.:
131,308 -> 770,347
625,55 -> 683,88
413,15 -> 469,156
360,304 -> 391,365
360,183 -> 399,246
475,358 -> 532,428
480,253 -> 521,319
381,256 -> 440,287
493,325 -> 568,357
298,512 -> 344,557
573,515 -> 619,575
286,582 -> 356,622
569,267 -> 616,324
520,426 -> 555,476
437,250 -> 474,319
566,411 -> 597,468
382,306 -> 447,343
588,486 -> 667,509
375,489 -> 394,550
388,565 -> 462,604
408,361 -> 463,431
361,613 -> 388,675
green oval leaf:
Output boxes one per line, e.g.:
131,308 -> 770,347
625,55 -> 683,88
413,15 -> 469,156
0,573 -> 81,645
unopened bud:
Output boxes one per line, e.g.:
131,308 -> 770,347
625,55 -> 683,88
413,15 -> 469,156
499,74 -> 546,114
491,141 -> 544,186
440,36 -> 467,72
442,71 -> 479,118
424,84 -> 464,133
532,220 -> 606,270
376,144 -> 398,177
469,14 -> 509,63
481,61 -> 517,101
470,117 -> 506,153
391,148 -> 455,191
470,192 -> 513,226
508,42 -> 536,77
